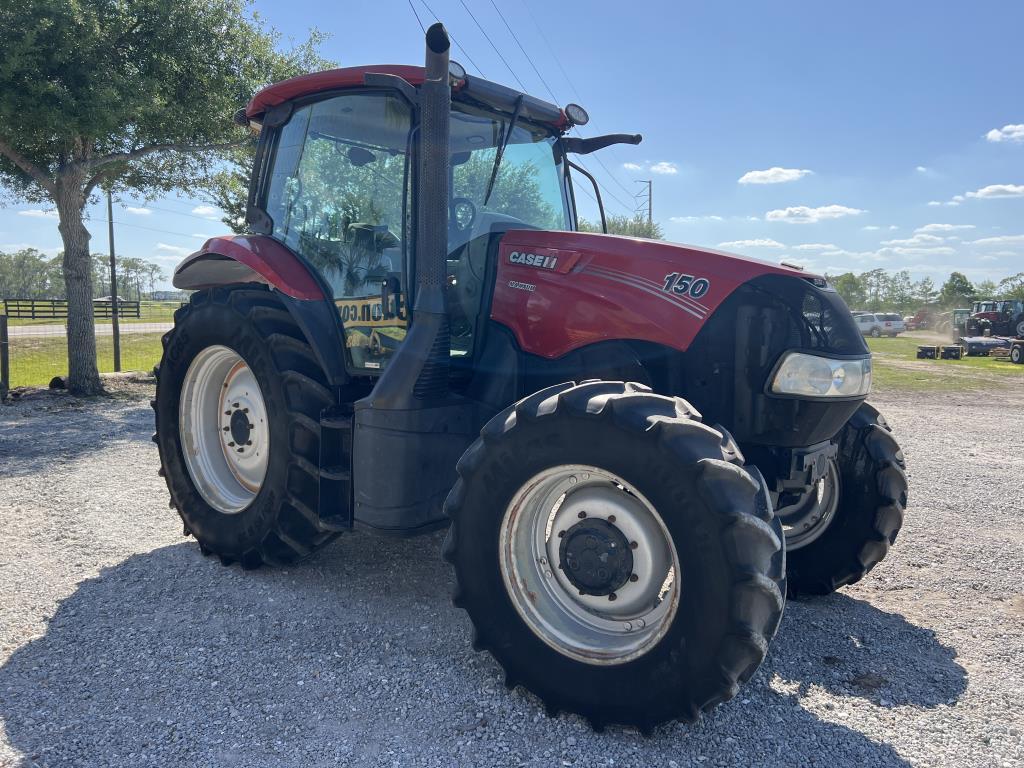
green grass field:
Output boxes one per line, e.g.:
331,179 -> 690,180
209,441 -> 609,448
867,332 -> 1023,393
6,332 -> 164,388
5,301 -> 180,327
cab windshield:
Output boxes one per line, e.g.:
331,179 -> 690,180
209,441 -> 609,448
261,91 -> 572,372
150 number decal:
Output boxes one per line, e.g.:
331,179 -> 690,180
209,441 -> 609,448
662,272 -> 710,299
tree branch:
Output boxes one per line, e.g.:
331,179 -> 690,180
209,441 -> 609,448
90,140 -> 244,170
0,135 -> 56,195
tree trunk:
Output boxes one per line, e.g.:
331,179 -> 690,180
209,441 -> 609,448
55,177 -> 103,395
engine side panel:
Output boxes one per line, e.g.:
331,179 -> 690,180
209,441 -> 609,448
490,230 -> 810,359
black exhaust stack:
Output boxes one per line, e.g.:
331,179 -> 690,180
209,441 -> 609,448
365,22 -> 451,407
410,22 -> 452,398
353,23 -> 476,533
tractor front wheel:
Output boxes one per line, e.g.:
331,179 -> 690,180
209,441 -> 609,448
443,381 -> 786,730
784,403 -> 907,595
154,286 -> 337,567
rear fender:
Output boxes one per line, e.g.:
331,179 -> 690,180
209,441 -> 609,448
174,235 -> 350,387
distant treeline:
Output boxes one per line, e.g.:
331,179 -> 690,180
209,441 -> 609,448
825,268 -> 1024,313
0,247 -> 167,301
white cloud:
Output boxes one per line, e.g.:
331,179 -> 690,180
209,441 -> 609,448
155,243 -> 193,256
17,209 -> 58,218
191,205 -> 222,219
738,167 -> 812,185
965,184 -> 1024,199
972,234 -> 1024,246
669,214 -> 724,223
622,162 -> 642,171
915,165 -> 929,172
649,161 -> 678,175
794,243 -> 838,251
927,201 -> 943,207
191,233 -> 219,239
889,225 -> 900,230
717,238 -> 786,249
124,206 -> 151,216
882,234 -> 947,247
914,223 -> 975,233
985,124 -> 1024,143
862,225 -> 881,231
765,204 -> 865,224
887,246 -> 956,257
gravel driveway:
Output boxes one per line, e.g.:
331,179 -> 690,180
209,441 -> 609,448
1,381 -> 1022,767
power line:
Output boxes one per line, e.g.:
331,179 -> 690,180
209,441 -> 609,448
456,0 -> 528,91
487,0 -> 559,104
406,0 -> 426,33
417,0 -> 488,77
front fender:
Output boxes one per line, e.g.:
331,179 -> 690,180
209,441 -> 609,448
173,235 -> 325,300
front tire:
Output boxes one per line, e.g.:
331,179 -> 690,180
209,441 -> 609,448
154,287 -> 337,567
443,381 -> 785,730
785,403 -> 908,595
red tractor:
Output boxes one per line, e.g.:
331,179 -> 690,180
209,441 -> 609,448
966,299 -> 1024,337
154,25 -> 907,731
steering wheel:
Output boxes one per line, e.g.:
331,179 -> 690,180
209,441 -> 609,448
451,197 -> 477,232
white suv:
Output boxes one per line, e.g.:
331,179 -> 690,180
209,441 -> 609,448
855,312 -> 905,337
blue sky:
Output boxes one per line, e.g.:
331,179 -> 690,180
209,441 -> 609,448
3,0 -> 1023,289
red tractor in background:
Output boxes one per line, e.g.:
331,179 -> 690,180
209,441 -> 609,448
154,25 -> 907,730
965,299 -> 1024,337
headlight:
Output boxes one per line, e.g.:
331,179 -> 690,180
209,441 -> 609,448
770,353 -> 871,398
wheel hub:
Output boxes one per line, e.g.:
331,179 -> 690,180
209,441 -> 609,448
558,518 -> 633,596
228,408 -> 253,447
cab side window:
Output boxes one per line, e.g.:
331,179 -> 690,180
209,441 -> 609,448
264,92 -> 412,371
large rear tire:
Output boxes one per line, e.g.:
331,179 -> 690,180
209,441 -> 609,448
154,286 -> 337,567
443,381 -> 786,731
785,403 -> 907,595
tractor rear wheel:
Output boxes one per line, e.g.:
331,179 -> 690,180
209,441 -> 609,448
1011,345 -> 1023,364
443,381 -> 786,730
784,403 -> 907,595
154,286 -> 337,567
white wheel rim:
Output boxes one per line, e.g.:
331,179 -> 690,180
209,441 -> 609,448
777,459 -> 840,550
179,345 -> 269,514
499,465 -> 680,665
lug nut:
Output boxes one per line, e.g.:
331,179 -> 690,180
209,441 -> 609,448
246,440 -> 253,446
624,622 -> 632,631
557,530 -> 565,538
228,442 -> 235,447
630,541 -> 638,550
629,573 -> 639,582
243,407 -> 249,413
223,426 -> 230,432
608,592 -> 617,602
236,447 -> 244,453
232,402 -> 239,408
608,515 -> 616,523
224,410 -> 231,416
578,511 -> 587,519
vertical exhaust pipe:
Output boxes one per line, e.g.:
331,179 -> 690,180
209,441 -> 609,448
364,22 -> 451,407
411,22 -> 452,398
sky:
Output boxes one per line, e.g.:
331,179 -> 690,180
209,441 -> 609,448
3,0 -> 1023,290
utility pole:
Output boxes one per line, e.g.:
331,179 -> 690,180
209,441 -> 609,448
635,179 -> 652,224
107,190 -> 121,372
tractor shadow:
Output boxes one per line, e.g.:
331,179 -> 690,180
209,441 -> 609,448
0,534 -> 964,767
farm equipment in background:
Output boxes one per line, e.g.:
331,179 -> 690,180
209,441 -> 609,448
152,24 -> 908,730
965,299 -> 1024,338
1010,339 -> 1024,365
951,308 -> 972,340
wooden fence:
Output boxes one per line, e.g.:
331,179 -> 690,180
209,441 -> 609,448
1,298 -> 141,320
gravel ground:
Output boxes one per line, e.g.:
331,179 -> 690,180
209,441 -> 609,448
1,379 -> 1023,767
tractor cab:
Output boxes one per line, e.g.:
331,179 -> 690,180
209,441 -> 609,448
234,63 -> 619,377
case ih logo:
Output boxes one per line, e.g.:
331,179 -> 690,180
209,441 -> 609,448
509,251 -> 558,270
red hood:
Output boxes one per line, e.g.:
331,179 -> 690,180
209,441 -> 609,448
490,229 -> 825,359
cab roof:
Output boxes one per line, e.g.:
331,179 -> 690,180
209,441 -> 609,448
245,64 -> 569,129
